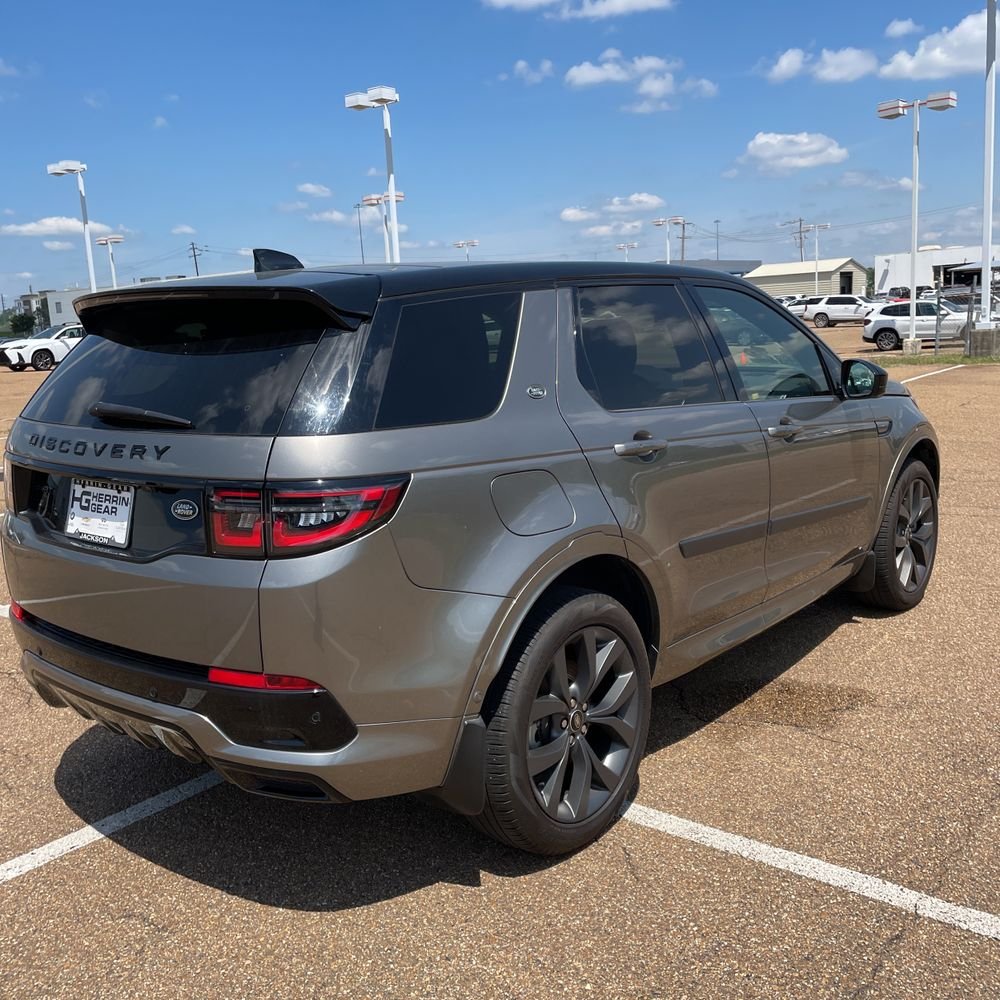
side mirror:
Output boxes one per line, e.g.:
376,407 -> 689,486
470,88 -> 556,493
841,359 -> 888,399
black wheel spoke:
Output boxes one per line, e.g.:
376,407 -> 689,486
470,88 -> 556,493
589,671 -> 637,721
550,645 -> 572,705
910,525 -> 934,564
538,739 -> 573,817
531,693 -> 568,723
586,636 -> 626,702
565,739 -> 592,819
527,730 -> 570,777
583,739 -> 620,791
574,628 -> 599,700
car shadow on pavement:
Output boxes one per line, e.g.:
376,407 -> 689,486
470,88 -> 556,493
53,592 -> 888,911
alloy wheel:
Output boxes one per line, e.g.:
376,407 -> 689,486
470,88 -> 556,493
875,330 -> 899,351
896,476 -> 936,592
525,625 -> 641,823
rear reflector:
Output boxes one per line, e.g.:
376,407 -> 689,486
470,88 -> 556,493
10,601 -> 26,621
207,666 -> 325,692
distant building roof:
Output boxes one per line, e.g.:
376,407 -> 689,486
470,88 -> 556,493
743,257 -> 865,279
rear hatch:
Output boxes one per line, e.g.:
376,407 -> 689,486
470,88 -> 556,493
4,284 -> 377,670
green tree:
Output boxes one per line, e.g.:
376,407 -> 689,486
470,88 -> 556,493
10,312 -> 35,335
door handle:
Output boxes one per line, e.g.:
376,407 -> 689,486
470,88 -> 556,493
614,437 -> 668,458
767,416 -> 800,440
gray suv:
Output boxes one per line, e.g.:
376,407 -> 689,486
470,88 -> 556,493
3,258 -> 940,855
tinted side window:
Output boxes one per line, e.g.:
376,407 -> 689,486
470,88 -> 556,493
695,286 -> 831,400
884,304 -> 906,317
576,284 -> 722,411
917,302 -> 937,316
373,292 -> 521,430
829,297 -> 853,305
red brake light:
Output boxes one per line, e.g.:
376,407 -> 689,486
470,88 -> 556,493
270,479 -> 407,553
207,666 -> 325,692
10,601 -> 26,621
209,489 -> 264,556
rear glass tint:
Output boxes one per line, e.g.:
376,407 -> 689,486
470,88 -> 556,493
373,292 -> 522,430
22,299 -> 346,436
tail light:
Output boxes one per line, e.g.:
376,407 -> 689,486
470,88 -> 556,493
271,479 -> 407,555
207,478 -> 408,558
864,319 -> 872,326
209,488 -> 264,556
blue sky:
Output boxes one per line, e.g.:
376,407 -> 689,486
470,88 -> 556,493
0,1 -> 995,299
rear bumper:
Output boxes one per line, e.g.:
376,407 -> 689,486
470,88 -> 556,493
16,614 -> 463,803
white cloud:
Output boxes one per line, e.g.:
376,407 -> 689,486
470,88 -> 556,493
623,98 -> 669,113
366,166 -> 379,176
164,93 -> 180,102
767,48 -> 809,82
839,170 -> 913,191
636,72 -> 674,99
885,18 -> 922,39
561,206 -> 599,221
721,167 -> 739,179
83,92 -> 103,109
681,76 -> 718,98
2,208 -> 13,215
400,240 -> 423,250
277,200 -> 308,212
1,216 -> 112,237
15,271 -> 32,279
604,192 -> 665,212
307,210 -> 348,223
813,47 -> 878,82
153,115 -> 168,128
583,219 -> 643,237
512,58 -> 554,84
297,182 -> 332,197
483,0 -> 675,18
882,10 -> 993,79
0,59 -> 19,77
565,52 -> 675,86
426,240 -> 443,248
171,224 -> 196,235
43,240 -> 74,251
237,248 -> 253,257
744,131 -> 848,172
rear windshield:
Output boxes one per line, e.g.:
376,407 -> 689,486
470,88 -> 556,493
22,298 -> 347,436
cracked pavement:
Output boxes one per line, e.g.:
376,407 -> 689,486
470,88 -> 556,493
0,362 -> 998,998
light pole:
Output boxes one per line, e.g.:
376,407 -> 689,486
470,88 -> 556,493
877,91 -> 958,342
650,216 -> 684,264
980,0 -> 997,328
714,218 -> 721,260
616,242 -> 638,262
363,192 -> 404,263
453,240 -> 479,263
95,234 -> 123,289
802,223 -> 830,295
345,85 -> 402,263
353,203 -> 366,264
46,159 -> 96,292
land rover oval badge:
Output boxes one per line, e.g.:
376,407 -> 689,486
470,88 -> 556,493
171,499 -> 198,521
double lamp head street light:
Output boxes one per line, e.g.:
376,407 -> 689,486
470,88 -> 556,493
876,90 -> 958,342
346,85 -> 403,264
94,234 -> 124,289
46,159 -> 96,293
650,216 -> 685,265
453,239 -> 479,262
616,241 -> 638,262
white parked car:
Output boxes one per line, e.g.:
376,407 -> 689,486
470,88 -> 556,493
862,300 -> 969,351
784,295 -> 823,317
802,295 -> 873,328
1,324 -> 85,371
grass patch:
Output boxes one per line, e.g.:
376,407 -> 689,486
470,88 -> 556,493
876,353 -> 1000,366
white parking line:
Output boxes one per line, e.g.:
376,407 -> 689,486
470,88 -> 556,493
623,802 -> 1000,942
0,603 -> 8,618
0,772 -> 221,885
901,364 -> 966,384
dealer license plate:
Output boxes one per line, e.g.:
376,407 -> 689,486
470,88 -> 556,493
65,478 -> 135,549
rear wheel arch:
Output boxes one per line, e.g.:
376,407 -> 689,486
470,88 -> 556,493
480,554 -> 660,726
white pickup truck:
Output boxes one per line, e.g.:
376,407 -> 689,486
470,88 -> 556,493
1,323 -> 85,371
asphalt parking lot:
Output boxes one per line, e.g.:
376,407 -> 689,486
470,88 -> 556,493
0,349 -> 998,999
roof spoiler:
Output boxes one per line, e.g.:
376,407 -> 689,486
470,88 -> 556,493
253,248 -> 304,273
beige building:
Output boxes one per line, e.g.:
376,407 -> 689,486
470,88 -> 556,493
743,257 -> 869,298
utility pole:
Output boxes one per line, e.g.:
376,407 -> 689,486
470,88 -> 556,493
353,203 -> 366,264
678,220 -> 694,262
782,218 -> 806,261
713,219 -> 721,260
189,241 -> 202,276
980,0 -> 997,328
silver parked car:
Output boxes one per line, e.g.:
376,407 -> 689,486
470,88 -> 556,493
802,294 -> 873,327
3,257 -> 940,855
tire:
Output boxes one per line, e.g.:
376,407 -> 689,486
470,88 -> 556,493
859,460 -> 938,612
30,350 -> 54,371
875,329 -> 900,352
814,313 -> 830,328
469,587 -> 651,855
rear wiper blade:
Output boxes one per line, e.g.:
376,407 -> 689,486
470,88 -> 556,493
89,402 -> 194,430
